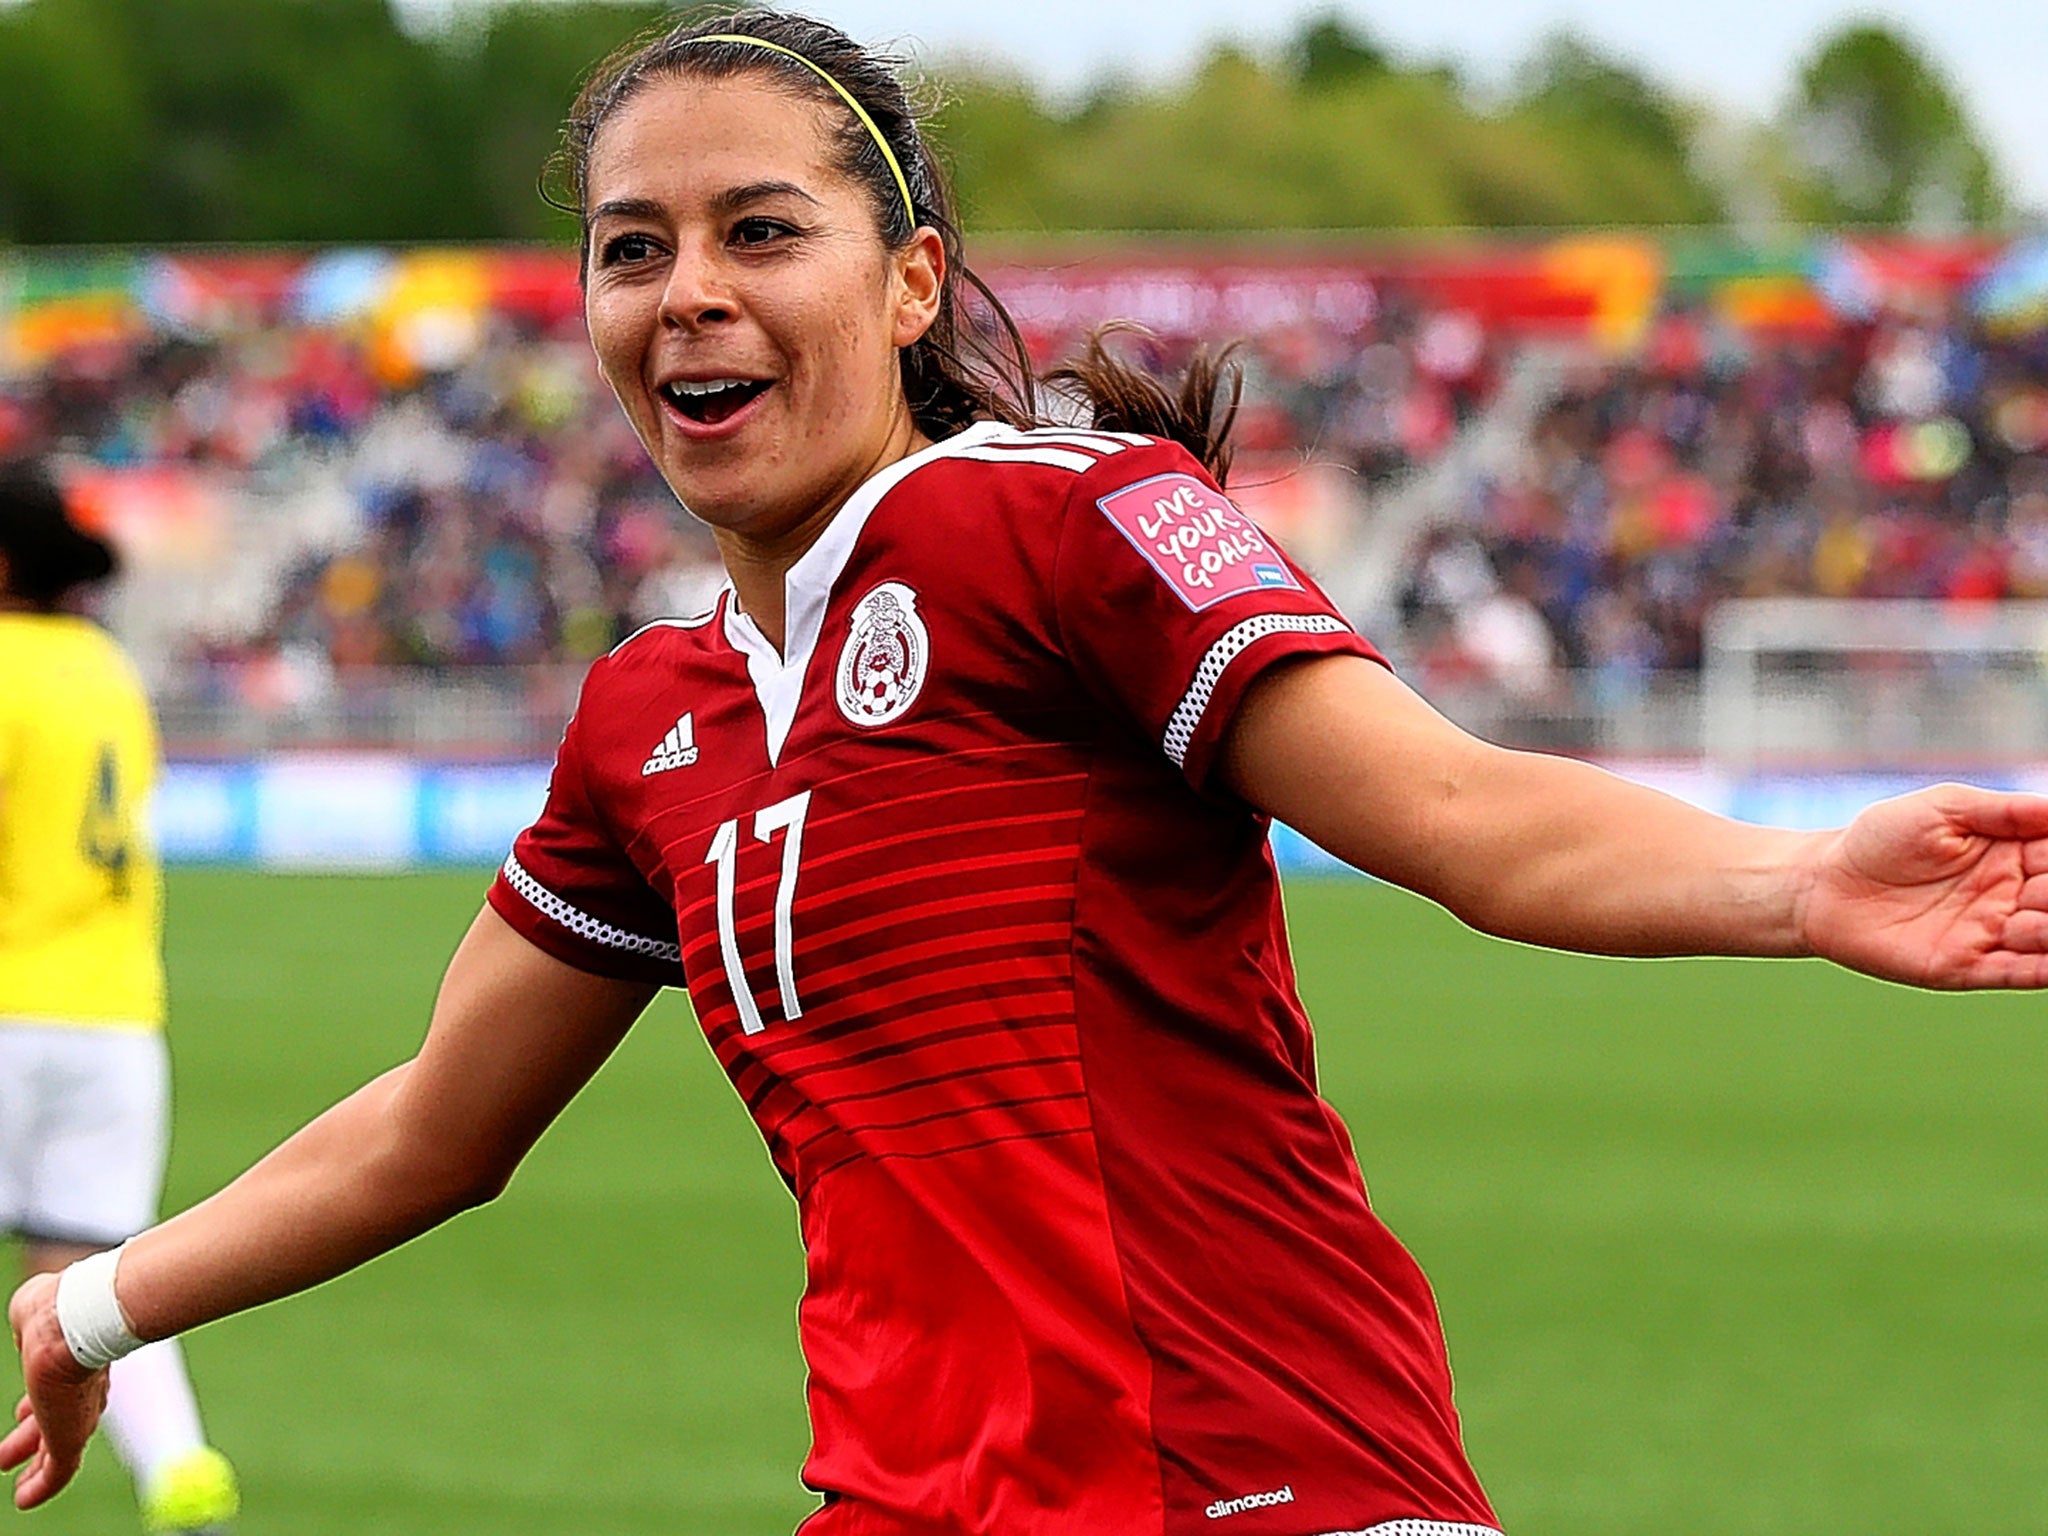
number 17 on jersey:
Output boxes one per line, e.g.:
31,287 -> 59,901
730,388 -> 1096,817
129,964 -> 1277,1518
703,790 -> 813,1035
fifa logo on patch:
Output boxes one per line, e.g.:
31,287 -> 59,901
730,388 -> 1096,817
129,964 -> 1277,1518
836,581 -> 928,728
1253,564 -> 1292,588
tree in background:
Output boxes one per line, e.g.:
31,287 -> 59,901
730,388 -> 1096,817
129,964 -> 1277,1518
1290,10 -> 1391,92
1781,22 -> 2003,229
0,0 -> 459,243
0,1 -> 2017,244
0,0 -> 152,244
1503,31 -> 1721,228
0,0 -> 665,245
450,1 -> 675,238
936,16 -> 1724,235
1511,33 -> 1694,176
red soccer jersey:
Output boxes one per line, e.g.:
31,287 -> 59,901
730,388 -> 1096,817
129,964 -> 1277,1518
489,425 -> 1501,1536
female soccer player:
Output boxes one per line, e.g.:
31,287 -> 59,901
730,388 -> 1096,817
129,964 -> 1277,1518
10,12 -> 2046,1535
0,463 -> 240,1534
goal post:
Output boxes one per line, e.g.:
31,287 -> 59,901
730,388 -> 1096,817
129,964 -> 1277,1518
1701,599 -> 2048,774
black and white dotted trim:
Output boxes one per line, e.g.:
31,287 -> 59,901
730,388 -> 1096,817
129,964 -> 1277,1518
1314,1523 -> 1504,1536
501,854 -> 682,965
1162,614 -> 1351,767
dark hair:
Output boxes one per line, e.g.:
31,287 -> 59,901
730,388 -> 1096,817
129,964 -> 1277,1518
549,7 -> 1239,479
0,460 -> 117,609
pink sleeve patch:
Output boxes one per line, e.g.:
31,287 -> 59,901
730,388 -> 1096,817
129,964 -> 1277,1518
1094,472 -> 1303,613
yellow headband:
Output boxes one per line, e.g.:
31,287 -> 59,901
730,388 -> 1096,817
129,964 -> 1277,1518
690,34 -> 918,232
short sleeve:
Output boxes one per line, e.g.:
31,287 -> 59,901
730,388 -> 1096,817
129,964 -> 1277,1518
486,690 -> 685,988
1052,439 -> 1386,790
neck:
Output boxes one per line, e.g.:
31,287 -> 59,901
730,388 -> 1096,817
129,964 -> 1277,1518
714,409 -> 929,655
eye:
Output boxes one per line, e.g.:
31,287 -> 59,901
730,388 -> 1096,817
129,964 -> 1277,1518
596,231 -> 662,267
731,217 -> 797,249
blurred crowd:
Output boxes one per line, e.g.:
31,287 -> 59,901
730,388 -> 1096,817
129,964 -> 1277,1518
8,313 -> 726,674
1400,307 -> 2048,699
1,286 -> 1493,685
8,259 -> 2048,712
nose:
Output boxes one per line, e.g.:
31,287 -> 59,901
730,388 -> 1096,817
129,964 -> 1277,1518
658,239 -> 738,332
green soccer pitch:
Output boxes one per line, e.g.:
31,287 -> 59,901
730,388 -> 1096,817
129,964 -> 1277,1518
6,870 -> 2045,1534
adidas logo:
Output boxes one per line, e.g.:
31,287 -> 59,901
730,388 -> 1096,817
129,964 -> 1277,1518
641,713 -> 700,776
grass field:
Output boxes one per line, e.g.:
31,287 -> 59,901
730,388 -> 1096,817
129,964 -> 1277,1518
5,870 -> 2045,1535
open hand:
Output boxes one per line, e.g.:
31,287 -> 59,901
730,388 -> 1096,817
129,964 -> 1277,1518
3,1273 -> 108,1510
1800,784 -> 2048,989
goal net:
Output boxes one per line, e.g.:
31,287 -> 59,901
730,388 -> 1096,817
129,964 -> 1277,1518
1701,599 -> 2048,773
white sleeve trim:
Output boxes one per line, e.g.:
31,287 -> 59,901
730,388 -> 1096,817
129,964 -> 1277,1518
500,853 -> 682,966
1316,1523 -> 1504,1536
1161,614 -> 1351,768
954,443 -> 1103,473
609,601 -> 723,656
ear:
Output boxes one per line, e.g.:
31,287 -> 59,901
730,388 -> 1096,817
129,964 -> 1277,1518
891,226 -> 946,350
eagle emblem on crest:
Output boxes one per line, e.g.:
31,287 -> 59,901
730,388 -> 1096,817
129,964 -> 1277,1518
836,581 -> 928,728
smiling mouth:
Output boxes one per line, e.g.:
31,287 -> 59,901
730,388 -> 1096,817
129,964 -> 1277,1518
659,378 -> 773,426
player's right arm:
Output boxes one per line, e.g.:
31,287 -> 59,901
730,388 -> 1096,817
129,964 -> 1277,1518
4,903 -> 656,1510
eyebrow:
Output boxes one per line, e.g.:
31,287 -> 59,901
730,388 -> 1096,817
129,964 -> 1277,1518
586,196 -> 668,225
712,180 -> 823,216
586,182 -> 823,225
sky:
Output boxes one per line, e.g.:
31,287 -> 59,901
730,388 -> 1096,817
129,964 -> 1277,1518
623,0 -> 2048,212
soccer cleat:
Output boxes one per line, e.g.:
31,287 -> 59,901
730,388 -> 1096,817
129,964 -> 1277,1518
139,1446 -> 240,1533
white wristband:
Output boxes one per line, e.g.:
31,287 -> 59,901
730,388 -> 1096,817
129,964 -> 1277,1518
55,1245 -> 145,1371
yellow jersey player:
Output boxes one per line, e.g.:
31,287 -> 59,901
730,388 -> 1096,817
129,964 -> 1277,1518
0,462 -> 238,1534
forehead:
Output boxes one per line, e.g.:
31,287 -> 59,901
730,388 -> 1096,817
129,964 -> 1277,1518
585,72 -> 844,208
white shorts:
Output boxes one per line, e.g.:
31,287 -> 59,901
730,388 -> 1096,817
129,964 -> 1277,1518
0,1021 -> 169,1248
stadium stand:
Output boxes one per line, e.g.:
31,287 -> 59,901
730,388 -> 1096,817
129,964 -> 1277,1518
3,235 -> 2045,755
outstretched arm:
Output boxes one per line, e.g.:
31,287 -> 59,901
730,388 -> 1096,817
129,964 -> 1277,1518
5,903 -> 658,1509
1222,654 -> 2048,989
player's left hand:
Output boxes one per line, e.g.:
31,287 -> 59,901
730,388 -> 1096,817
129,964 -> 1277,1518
2,1272 -> 109,1510
1799,784 -> 2048,989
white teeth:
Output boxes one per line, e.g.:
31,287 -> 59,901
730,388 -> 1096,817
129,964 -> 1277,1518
668,379 -> 749,397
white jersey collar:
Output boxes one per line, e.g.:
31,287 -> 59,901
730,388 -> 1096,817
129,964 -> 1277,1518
721,421 -> 1007,765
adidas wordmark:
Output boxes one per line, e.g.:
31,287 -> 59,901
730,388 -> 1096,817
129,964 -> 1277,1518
642,713 -> 700,776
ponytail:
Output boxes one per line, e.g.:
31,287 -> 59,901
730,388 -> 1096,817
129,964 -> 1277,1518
1046,326 -> 1244,486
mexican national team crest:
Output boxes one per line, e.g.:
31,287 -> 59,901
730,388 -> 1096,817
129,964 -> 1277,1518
836,581 -> 928,728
